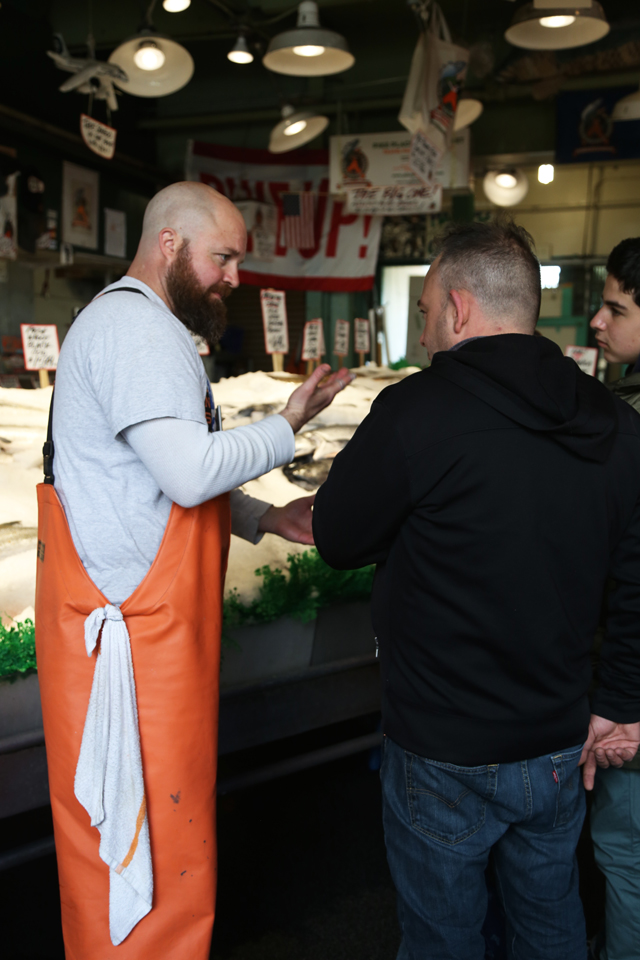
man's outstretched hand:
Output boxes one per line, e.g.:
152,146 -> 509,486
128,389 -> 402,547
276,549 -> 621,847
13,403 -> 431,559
579,714 -> 640,790
280,364 -> 354,434
258,495 -> 315,545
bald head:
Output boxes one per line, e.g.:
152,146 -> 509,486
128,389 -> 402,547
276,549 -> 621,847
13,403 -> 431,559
139,181 -> 244,252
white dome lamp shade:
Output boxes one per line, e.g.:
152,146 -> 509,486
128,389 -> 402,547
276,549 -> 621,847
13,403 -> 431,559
505,2 -> 609,51
613,87 -> 640,122
263,1 -> 354,77
109,30 -> 194,97
453,96 -> 483,132
269,104 -> 329,153
483,169 -> 529,207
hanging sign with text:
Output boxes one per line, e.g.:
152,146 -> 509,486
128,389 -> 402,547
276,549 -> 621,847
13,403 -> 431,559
80,114 -> 117,160
20,324 -> 60,371
333,319 -> 350,357
354,317 -> 371,354
186,142 -> 382,292
302,319 -> 323,361
410,131 -> 443,188
565,344 -> 598,377
260,288 -> 289,354
345,183 -> 442,215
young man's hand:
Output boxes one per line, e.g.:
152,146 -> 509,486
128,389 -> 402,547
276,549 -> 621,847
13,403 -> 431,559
258,495 -> 315,544
579,714 -> 640,790
280,364 -> 354,434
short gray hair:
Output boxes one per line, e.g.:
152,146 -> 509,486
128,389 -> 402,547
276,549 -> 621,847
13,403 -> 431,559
434,218 -> 541,329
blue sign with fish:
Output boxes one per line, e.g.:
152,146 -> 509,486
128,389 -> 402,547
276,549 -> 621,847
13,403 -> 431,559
556,87 -> 640,164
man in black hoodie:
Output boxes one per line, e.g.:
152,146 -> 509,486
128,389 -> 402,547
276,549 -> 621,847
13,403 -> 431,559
312,221 -> 640,960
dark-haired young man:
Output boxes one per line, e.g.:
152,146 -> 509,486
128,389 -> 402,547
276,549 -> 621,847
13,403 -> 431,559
313,220 -> 640,960
589,236 -> 640,960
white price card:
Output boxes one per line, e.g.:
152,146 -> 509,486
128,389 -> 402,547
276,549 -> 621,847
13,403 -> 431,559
333,319 -> 350,357
191,332 -> 210,356
345,183 -> 442,216
302,319 -> 323,361
354,318 -> 371,354
565,345 -> 598,377
80,114 -> 117,160
20,324 -> 60,371
410,131 -> 443,188
260,288 -> 289,355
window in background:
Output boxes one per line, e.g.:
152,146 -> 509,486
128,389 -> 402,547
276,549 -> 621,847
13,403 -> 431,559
381,264 -> 430,364
540,265 -> 561,289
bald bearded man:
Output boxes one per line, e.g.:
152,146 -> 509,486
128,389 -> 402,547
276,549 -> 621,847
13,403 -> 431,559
35,182 -> 351,960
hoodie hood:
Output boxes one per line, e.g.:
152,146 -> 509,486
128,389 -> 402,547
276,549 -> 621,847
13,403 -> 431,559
430,334 -> 618,463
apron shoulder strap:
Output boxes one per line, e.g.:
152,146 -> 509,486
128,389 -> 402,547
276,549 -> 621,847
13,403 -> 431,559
42,286 -> 150,485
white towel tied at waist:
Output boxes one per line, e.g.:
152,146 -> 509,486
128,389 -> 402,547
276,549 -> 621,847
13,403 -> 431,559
74,603 -> 153,946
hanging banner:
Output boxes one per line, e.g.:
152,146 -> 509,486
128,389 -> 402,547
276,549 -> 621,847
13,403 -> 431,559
410,131 -> 443,187
333,319 -> 350,358
186,142 -> 382,292
260,288 -> 289,354
556,87 -> 640,164
302,319 -> 323,361
80,114 -> 117,160
354,318 -> 371,354
329,132 -> 425,195
345,184 -> 442,216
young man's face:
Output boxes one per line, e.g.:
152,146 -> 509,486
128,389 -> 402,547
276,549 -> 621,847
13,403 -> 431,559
590,274 -> 640,364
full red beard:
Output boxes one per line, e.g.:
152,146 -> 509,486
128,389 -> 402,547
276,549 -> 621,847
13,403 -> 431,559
165,242 -> 231,347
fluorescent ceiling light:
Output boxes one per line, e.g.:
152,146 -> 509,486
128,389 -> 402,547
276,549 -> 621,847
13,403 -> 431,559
109,31 -> 194,97
133,40 -> 166,71
163,0 -> 191,11
483,169 -> 529,207
228,36 -> 253,64
538,163 -> 555,183
263,1 -> 354,77
269,104 -> 329,153
505,2 -> 609,51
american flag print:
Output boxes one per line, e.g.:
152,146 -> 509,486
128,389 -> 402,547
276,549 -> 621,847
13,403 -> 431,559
282,192 -> 316,250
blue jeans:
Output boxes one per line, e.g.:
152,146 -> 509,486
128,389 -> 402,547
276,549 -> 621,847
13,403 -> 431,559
590,767 -> 640,960
381,736 -> 587,960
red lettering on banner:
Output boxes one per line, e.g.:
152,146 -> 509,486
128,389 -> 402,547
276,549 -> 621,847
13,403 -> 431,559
359,216 -> 372,259
299,177 -> 329,260
269,182 -> 291,256
226,177 -> 236,198
326,201 -> 359,258
199,172 -> 226,194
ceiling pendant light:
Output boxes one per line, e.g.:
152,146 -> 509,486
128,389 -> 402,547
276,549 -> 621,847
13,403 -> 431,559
109,28 -> 193,97
483,169 -> 529,207
505,1 -> 609,51
453,96 -> 483,132
162,0 -> 191,10
269,104 -> 329,153
263,1 -> 354,77
538,163 -> 555,184
228,35 -> 253,65
613,87 -> 640,122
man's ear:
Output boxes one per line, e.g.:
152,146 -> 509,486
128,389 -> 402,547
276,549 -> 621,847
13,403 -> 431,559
158,228 -> 181,263
449,289 -> 471,335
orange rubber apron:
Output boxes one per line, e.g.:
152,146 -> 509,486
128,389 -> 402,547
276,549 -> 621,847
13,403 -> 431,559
35,481 -> 230,959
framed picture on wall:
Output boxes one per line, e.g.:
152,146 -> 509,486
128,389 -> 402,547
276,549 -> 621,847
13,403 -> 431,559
62,161 -> 99,250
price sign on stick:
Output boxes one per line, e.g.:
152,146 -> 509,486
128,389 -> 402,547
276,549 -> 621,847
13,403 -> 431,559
302,318 -> 323,375
260,288 -> 289,372
354,317 -> 370,365
20,323 -> 60,387
565,344 -> 598,377
333,319 -> 350,367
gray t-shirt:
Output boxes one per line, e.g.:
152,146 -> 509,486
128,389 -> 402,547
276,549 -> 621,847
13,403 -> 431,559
53,277 -> 223,603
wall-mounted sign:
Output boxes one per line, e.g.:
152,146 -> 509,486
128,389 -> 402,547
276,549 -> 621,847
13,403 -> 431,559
80,114 -> 117,160
302,319 -> 323,361
104,208 -> 126,258
329,132 -> 424,195
20,324 -> 60,371
354,318 -> 371,354
260,288 -> 289,355
345,183 -> 442,216
333,319 -> 350,358
565,344 -> 598,376
556,87 -> 640,164
62,161 -> 99,250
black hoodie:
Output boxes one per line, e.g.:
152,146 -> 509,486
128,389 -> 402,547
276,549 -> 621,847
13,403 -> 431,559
313,335 -> 640,765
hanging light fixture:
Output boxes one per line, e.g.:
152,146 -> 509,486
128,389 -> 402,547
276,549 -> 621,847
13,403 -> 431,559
263,1 -> 354,77
162,0 -> 190,10
453,95 -> 483,132
228,35 -> 254,64
505,1 -> 609,51
269,104 -> 329,153
538,163 -> 555,184
109,28 -> 193,97
613,87 -> 640,122
483,169 -> 529,207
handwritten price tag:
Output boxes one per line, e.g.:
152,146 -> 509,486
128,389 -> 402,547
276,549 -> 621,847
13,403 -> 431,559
20,324 -> 60,371
302,319 -> 323,361
333,319 -> 350,357
260,288 -> 289,355
354,318 -> 370,354
410,131 -> 442,187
